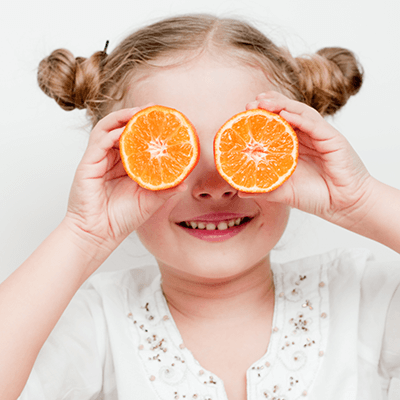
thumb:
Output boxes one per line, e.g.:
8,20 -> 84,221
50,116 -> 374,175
154,181 -> 188,201
238,184 -> 291,206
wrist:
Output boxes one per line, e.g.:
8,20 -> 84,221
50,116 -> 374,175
332,175 -> 377,228
337,177 -> 400,253
58,217 -> 118,280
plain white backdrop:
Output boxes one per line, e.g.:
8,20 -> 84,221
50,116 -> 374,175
1,0 -> 400,395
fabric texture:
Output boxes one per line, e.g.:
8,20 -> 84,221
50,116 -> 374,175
18,249 -> 400,400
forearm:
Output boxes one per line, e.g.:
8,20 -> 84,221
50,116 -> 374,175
0,220 -> 112,399
345,178 -> 400,254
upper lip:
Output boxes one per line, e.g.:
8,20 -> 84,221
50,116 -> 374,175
178,212 -> 255,223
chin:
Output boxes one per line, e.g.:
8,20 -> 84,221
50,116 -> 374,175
136,219 -> 283,281
155,249 -> 271,281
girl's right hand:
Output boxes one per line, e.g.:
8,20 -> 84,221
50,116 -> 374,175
64,107 -> 186,251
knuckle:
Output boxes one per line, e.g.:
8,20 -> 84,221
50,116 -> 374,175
309,119 -> 318,132
256,90 -> 279,100
309,107 -> 321,118
247,100 -> 258,109
270,90 -> 285,100
301,106 -> 321,123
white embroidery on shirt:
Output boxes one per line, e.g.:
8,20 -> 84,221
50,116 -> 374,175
127,265 -> 329,400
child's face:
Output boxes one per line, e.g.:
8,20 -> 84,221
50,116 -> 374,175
126,52 -> 290,278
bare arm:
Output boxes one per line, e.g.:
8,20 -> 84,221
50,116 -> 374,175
346,178 -> 400,253
0,220 -> 108,399
0,107 -> 185,399
244,92 -> 400,254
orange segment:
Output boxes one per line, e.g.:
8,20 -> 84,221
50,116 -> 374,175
120,105 -> 199,190
214,109 -> 298,193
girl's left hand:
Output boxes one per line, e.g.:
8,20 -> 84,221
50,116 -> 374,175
243,91 -> 375,230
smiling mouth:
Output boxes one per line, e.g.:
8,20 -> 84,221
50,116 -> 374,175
177,216 -> 253,231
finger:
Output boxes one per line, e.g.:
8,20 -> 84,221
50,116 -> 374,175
249,92 -> 313,118
89,104 -> 158,158
237,184 -> 290,205
279,110 -> 336,142
82,126 -> 125,166
246,98 -> 323,152
246,100 -> 259,110
155,181 -> 188,198
94,107 -> 140,135
254,93 -> 338,143
81,108 -> 139,165
251,92 -> 322,132
87,105 -> 158,166
136,181 -> 189,215
104,151 -> 126,181
257,95 -> 315,118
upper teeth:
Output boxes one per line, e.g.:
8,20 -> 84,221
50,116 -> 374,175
184,218 -> 245,230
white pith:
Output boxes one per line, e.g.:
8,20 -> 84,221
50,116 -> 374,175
121,106 -> 199,190
147,138 -> 168,158
242,137 -> 268,163
214,109 -> 298,193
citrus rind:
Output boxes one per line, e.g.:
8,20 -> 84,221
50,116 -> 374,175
120,105 -> 200,191
214,109 -> 298,193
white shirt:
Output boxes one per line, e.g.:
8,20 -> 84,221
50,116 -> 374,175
19,248 -> 400,399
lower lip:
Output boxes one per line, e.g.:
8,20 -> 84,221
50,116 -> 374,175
177,220 -> 251,242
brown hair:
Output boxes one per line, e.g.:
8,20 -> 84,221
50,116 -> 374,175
37,14 -> 363,126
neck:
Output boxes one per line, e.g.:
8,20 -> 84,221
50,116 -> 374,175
159,256 -> 275,323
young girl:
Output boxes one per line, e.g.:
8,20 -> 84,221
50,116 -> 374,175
2,14 -> 399,400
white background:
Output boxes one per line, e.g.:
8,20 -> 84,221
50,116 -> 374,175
1,0 -> 400,396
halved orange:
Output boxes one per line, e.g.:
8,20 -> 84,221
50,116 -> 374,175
214,109 -> 298,193
120,105 -> 199,190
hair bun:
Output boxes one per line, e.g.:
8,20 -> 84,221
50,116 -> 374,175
295,47 -> 364,116
37,48 -> 106,112
317,47 -> 363,94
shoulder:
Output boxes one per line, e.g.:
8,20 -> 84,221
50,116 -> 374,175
82,264 -> 160,297
279,248 -> 400,369
274,247 -> 400,287
51,265 -> 161,335
272,247 -> 376,286
58,265 -> 161,361
272,248 -> 400,336
274,249 -> 400,368
72,264 -> 161,320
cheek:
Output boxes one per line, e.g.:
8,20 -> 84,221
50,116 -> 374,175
136,226 -> 157,256
135,197 -> 184,263
136,200 -> 290,278
136,209 -> 169,253
259,204 -> 291,242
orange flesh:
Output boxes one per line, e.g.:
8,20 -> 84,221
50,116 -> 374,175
120,106 -> 199,190
214,110 -> 298,193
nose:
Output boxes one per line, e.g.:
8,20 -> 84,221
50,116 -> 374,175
192,173 -> 237,200
190,155 -> 237,201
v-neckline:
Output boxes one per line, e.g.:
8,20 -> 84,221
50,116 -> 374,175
128,259 -> 329,400
156,267 -> 282,396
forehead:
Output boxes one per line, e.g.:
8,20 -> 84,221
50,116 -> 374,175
124,54 -> 273,134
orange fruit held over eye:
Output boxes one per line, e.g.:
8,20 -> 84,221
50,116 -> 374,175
120,105 -> 200,190
214,109 -> 298,193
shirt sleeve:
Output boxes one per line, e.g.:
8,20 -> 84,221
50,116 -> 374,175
380,282 -> 400,379
18,287 -> 105,400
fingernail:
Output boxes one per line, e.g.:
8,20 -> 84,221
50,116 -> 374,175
238,191 -> 257,198
175,182 -> 188,192
246,102 -> 258,110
